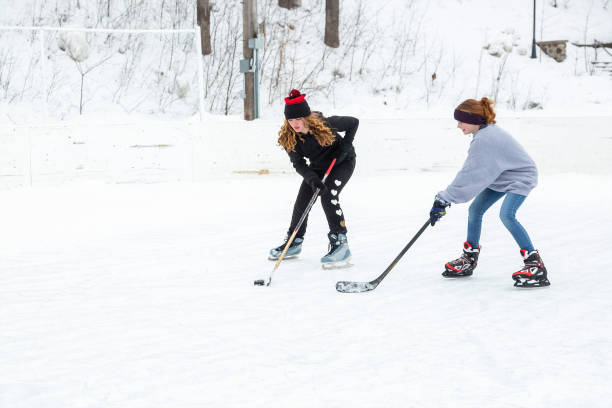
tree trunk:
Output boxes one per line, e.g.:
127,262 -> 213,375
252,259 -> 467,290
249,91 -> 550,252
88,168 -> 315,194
279,0 -> 301,9
243,0 -> 257,120
324,0 -> 339,48
197,0 -> 212,55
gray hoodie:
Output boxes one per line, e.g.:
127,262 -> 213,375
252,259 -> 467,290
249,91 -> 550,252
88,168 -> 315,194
437,124 -> 538,204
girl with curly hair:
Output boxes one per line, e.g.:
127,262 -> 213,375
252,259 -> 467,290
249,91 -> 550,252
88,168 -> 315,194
429,97 -> 550,288
269,89 -> 359,269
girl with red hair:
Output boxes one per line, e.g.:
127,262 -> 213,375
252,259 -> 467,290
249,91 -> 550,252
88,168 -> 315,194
429,97 -> 550,288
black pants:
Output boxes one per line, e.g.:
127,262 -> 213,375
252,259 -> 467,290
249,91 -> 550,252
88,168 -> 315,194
288,158 -> 356,238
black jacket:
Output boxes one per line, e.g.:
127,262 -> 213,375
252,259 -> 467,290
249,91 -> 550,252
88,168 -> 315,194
287,115 -> 359,179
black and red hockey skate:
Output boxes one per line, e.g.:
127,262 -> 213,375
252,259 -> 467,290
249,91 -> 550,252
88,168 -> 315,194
512,249 -> 550,287
443,242 -> 480,278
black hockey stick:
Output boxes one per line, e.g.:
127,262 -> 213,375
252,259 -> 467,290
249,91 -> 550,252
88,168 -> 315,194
255,158 -> 337,287
336,219 -> 430,293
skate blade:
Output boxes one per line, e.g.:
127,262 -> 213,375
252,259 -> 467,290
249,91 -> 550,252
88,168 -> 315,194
442,272 -> 473,278
514,278 -> 551,288
442,266 -> 473,278
322,260 -> 353,270
268,254 -> 298,261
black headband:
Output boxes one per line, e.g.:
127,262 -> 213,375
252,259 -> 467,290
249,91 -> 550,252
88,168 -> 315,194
454,109 -> 486,125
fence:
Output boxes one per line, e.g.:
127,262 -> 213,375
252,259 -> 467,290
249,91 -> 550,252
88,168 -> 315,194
0,25 -> 205,121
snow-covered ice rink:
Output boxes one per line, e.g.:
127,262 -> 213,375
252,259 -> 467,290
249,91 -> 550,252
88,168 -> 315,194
1,116 -> 612,407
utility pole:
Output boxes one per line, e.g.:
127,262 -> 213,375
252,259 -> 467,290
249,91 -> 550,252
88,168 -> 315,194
531,0 -> 537,59
241,0 -> 259,120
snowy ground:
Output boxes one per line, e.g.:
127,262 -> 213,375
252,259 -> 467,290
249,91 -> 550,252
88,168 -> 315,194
1,115 -> 612,407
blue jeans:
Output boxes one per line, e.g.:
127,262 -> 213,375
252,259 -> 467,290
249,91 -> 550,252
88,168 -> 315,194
467,188 -> 534,251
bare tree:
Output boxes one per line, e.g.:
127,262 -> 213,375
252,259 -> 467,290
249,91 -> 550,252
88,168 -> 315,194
279,0 -> 301,9
492,53 -> 510,102
325,0 -> 339,48
73,55 -> 113,114
197,0 -> 212,55
0,49 -> 15,99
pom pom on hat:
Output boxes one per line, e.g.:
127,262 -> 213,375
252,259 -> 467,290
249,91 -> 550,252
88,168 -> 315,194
288,89 -> 302,98
284,89 -> 311,119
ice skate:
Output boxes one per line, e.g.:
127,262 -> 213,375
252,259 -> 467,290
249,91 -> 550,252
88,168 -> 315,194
321,233 -> 352,269
268,236 -> 304,260
512,249 -> 550,287
443,242 -> 480,277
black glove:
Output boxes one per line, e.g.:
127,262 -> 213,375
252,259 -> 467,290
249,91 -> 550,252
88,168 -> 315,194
429,195 -> 450,226
336,139 -> 353,164
305,174 -> 327,193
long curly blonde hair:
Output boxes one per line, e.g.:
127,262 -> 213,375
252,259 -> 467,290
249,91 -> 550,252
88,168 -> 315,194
278,114 -> 336,152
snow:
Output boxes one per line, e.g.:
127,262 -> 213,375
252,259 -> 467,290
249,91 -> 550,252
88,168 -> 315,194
2,0 -> 612,406
57,30 -> 90,62
2,114 -> 612,407
2,0 -> 612,120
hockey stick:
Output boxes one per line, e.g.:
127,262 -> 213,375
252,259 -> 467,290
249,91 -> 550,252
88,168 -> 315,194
256,158 -> 337,287
336,218 -> 430,293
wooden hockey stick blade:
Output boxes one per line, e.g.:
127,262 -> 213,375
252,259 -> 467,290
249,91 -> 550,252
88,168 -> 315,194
260,159 -> 337,288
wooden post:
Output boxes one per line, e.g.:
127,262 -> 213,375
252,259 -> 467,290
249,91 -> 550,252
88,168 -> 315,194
324,0 -> 339,48
279,0 -> 301,9
243,0 -> 257,120
197,0 -> 212,55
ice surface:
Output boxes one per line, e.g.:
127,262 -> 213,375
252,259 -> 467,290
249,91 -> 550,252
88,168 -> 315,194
2,114 -> 611,407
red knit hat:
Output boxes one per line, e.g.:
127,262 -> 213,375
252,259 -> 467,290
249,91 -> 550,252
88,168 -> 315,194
284,89 -> 311,119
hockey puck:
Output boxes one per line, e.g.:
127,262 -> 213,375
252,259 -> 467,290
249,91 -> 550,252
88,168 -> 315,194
254,279 -> 265,286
